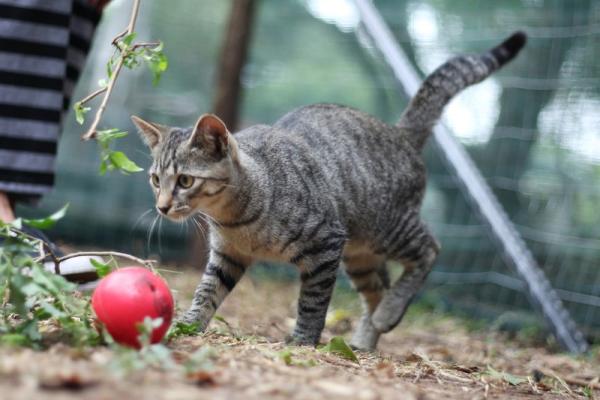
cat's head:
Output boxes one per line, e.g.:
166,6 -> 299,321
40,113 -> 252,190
132,114 -> 239,221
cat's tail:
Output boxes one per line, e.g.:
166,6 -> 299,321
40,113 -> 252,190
398,31 -> 527,151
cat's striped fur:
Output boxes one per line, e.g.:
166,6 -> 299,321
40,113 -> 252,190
134,32 -> 526,350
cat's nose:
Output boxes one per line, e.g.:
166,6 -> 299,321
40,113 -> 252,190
157,205 -> 171,215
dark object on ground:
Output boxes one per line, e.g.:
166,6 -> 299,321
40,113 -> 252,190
18,225 -> 99,284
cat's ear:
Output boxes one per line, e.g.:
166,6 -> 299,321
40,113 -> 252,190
188,114 -> 229,156
131,115 -> 167,148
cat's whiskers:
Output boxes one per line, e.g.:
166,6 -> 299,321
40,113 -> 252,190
134,149 -> 153,161
178,216 -> 187,234
199,210 -> 222,230
193,212 -> 209,229
158,216 -> 164,255
185,218 -> 194,236
131,208 -> 154,234
147,214 -> 159,253
191,215 -> 207,242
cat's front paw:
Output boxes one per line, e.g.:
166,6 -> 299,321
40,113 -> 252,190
177,310 -> 209,332
284,333 -> 319,347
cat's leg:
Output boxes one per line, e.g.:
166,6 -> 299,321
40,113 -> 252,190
181,246 -> 251,330
288,233 -> 346,346
342,250 -> 388,351
371,219 -> 440,333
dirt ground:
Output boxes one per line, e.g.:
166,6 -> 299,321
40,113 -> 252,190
1,268 -> 599,400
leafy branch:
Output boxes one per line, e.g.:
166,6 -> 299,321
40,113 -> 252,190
60,251 -> 154,270
0,208 -> 156,347
0,221 -> 95,347
73,0 -> 168,174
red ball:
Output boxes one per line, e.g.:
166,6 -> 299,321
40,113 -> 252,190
92,266 -> 174,348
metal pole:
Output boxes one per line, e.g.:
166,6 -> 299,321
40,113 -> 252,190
354,0 -> 588,353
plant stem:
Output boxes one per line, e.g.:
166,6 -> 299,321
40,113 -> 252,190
131,41 -> 161,50
82,58 -> 125,140
82,0 -> 142,140
9,226 -> 154,272
111,29 -> 129,47
58,251 -> 155,269
78,87 -> 108,106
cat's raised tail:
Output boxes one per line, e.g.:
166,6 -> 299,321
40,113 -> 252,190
398,31 -> 527,151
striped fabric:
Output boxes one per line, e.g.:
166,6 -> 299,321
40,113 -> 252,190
0,0 -> 101,203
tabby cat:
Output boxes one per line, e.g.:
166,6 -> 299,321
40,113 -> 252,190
133,32 -> 526,350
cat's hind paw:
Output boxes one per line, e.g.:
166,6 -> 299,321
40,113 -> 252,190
349,315 -> 380,351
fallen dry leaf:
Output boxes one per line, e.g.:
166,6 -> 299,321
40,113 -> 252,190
38,372 -> 97,391
186,370 -> 217,387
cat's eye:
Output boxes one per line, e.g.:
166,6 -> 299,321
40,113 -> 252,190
178,174 -> 194,188
150,174 -> 160,187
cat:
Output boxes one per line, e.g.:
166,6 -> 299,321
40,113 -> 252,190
132,32 -> 526,351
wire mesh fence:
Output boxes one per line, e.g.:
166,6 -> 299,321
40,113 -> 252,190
376,0 -> 600,340
17,0 -> 600,342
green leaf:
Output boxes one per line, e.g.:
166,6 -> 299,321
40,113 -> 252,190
73,102 -> 91,125
485,366 -> 527,386
10,218 -> 22,230
152,42 -> 164,53
277,348 -> 317,367
136,316 -> 164,348
148,50 -> 168,85
123,54 -> 140,69
109,151 -> 143,173
319,336 -> 359,363
106,57 -> 114,78
90,258 -> 112,278
23,204 -> 69,230
30,264 -> 75,294
96,128 -> 128,144
0,333 -> 30,347
39,301 -> 67,318
279,349 -> 293,365
0,332 -> 30,347
20,282 -> 44,297
166,321 -> 200,340
18,319 -> 41,342
122,32 -> 137,46
99,159 -> 108,175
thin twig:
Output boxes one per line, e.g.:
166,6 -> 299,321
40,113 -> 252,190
8,226 -> 154,272
58,251 -> 155,269
131,41 -> 161,50
78,87 -> 108,106
82,58 -> 124,140
8,226 -> 60,273
111,29 -> 129,47
81,0 -> 141,140
538,368 -> 600,390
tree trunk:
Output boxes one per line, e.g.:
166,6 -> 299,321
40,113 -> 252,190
213,0 -> 256,131
189,0 -> 256,268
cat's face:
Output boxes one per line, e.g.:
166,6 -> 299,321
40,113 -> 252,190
133,114 -> 238,221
